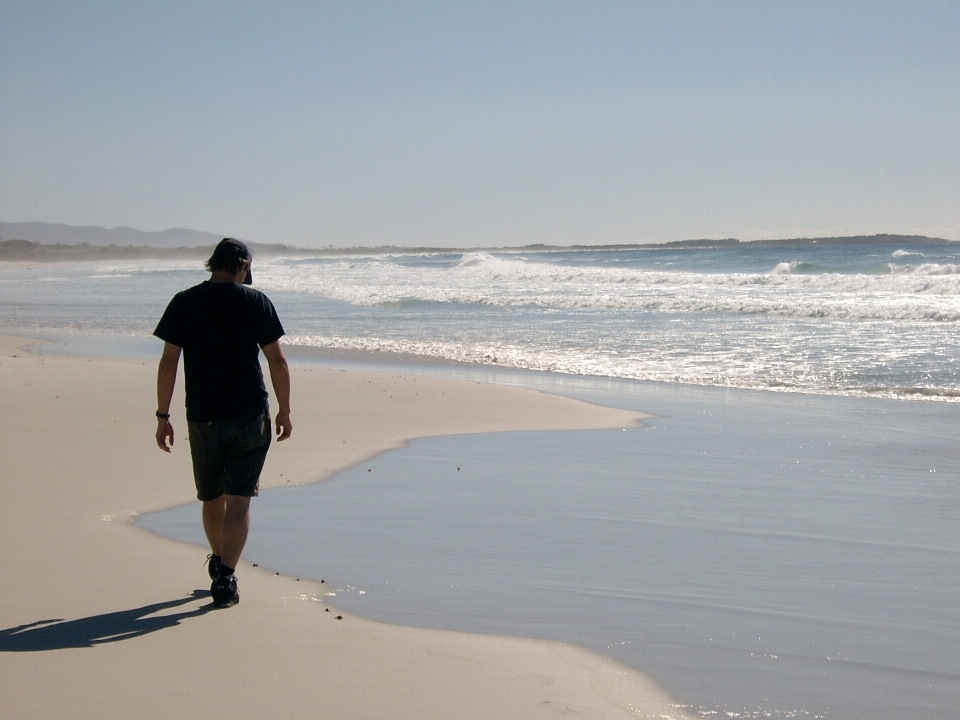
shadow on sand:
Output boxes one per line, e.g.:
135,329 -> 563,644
0,590 -> 215,651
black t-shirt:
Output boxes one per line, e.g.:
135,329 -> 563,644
154,281 -> 285,422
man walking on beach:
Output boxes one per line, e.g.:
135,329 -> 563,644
153,238 -> 292,608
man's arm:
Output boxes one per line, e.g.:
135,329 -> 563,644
156,342 -> 182,452
262,340 -> 292,441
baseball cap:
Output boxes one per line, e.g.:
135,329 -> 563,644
208,238 -> 253,284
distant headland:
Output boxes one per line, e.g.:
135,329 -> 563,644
0,221 -> 954,262
654,234 -> 952,249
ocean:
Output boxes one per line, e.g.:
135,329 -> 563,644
3,240 -> 960,399
4,241 -> 960,717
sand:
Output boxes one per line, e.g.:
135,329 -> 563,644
0,335 -> 692,719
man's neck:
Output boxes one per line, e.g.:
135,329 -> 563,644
210,270 -> 244,283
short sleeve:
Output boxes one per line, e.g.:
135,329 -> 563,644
154,294 -> 187,347
256,294 -> 285,348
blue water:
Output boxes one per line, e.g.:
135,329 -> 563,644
3,240 -> 960,398
140,372 -> 960,720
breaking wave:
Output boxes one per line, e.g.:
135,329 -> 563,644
255,253 -> 960,321
285,332 -> 960,402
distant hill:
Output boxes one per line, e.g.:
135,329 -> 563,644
0,223 -> 955,262
0,222 -> 230,248
0,239 -> 315,262
659,234 -> 951,249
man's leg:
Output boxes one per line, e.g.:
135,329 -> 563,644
220,494 -> 250,570
202,497 -> 226,556
210,413 -> 266,607
209,495 -> 249,608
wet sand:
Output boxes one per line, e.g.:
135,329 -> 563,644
0,335 -> 693,720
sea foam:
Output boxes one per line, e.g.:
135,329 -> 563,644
255,253 -> 960,321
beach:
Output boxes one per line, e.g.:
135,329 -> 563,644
142,359 -> 960,719
0,335 -> 692,720
6,0 -> 960,714
3,243 -> 960,717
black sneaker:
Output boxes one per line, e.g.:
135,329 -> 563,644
211,574 -> 240,608
206,554 -> 221,581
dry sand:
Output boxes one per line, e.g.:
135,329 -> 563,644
0,335 -> 692,719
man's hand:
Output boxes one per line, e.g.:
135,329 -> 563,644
156,419 -> 175,452
155,342 -> 181,453
275,411 -> 292,441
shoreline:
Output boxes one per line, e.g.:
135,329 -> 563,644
20,329 -> 960,403
0,335 -> 692,720
80,334 -> 960,719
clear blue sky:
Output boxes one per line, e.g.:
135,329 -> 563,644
2,1 -> 958,247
